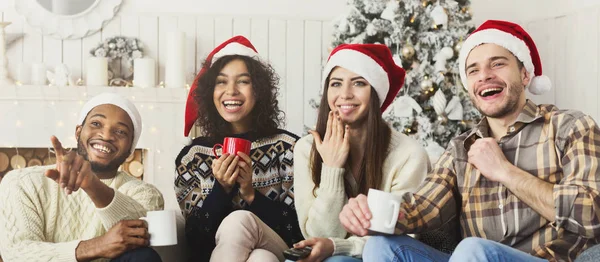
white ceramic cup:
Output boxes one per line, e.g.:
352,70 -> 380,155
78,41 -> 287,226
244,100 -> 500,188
140,210 -> 177,246
367,188 -> 402,234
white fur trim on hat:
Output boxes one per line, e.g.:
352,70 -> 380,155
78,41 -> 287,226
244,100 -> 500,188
322,49 -> 389,107
458,29 -> 535,91
211,42 -> 259,65
78,93 -> 142,154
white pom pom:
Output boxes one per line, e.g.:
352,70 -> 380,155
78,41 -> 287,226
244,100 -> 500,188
181,136 -> 193,146
528,75 -> 551,95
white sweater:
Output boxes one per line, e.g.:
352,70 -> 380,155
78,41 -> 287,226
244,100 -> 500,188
293,130 -> 430,257
0,165 -> 164,262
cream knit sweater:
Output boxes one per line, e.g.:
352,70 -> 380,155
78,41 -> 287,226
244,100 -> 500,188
0,165 -> 164,262
294,130 -> 430,257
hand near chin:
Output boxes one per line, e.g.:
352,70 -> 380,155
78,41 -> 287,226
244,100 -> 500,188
309,111 -> 350,168
45,135 -> 99,194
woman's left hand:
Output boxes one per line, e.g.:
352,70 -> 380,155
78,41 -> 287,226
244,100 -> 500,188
236,152 -> 255,204
294,237 -> 335,262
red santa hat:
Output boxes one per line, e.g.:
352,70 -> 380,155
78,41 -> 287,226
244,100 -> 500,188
458,20 -> 551,95
322,43 -> 405,113
184,35 -> 260,137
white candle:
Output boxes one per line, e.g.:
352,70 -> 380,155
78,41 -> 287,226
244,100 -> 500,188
86,57 -> 108,86
133,58 -> 156,88
31,63 -> 46,85
17,63 -> 30,84
165,31 -> 186,88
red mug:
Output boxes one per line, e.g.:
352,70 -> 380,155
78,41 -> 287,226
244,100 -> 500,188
212,137 -> 252,158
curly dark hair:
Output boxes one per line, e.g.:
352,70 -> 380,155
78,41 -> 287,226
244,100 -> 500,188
193,55 -> 284,140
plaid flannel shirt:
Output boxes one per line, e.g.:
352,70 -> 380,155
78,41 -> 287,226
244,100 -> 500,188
397,100 -> 600,261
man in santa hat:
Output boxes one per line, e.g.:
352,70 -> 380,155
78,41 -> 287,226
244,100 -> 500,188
0,93 -> 164,261
339,20 -> 600,261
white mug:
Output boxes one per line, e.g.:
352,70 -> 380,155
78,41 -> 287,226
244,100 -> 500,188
140,210 -> 177,246
367,188 -> 402,234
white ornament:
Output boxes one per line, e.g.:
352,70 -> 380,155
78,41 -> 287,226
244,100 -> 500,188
433,47 -> 454,72
432,90 -> 447,116
432,90 -> 463,120
381,0 -> 398,21
47,64 -> 74,86
445,96 -> 463,120
393,95 -> 423,117
431,4 -> 448,29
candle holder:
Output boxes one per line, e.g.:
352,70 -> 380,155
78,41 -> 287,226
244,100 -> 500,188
0,22 -> 15,87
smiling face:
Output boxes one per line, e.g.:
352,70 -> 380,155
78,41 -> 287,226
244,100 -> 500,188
465,43 -> 530,119
75,104 -> 133,173
326,66 -> 372,125
212,59 -> 257,133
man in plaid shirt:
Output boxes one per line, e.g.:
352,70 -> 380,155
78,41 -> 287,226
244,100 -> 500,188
339,20 -> 600,262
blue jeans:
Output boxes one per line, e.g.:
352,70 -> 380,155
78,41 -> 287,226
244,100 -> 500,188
576,244 -> 600,262
110,247 -> 162,262
363,235 -> 547,262
284,255 -> 361,262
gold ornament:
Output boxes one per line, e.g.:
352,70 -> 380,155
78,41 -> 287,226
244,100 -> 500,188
404,121 -> 419,135
420,78 -> 433,90
454,40 -> 463,55
459,120 -> 468,129
402,45 -> 415,59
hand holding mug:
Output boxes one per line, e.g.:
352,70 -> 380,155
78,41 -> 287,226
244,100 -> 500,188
339,194 -> 371,237
211,153 -> 240,194
236,152 -> 255,203
309,111 -> 350,168
98,220 -> 150,259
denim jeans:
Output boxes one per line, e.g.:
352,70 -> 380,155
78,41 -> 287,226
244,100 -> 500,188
110,247 -> 162,262
575,244 -> 600,262
363,235 -> 547,262
284,255 -> 361,262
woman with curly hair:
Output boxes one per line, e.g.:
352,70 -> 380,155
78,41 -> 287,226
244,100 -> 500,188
292,44 -> 430,261
175,36 -> 303,262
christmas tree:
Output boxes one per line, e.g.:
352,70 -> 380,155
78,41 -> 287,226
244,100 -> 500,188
318,0 -> 481,161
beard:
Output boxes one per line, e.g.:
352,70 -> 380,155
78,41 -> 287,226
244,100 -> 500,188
471,80 -> 524,118
76,138 -> 129,173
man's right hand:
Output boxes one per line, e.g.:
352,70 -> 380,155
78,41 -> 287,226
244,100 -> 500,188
44,136 -> 99,195
339,194 -> 372,237
212,153 -> 240,194
76,220 -> 150,261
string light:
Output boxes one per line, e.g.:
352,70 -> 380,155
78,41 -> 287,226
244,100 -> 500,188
13,101 -> 18,105
56,121 -> 64,127
15,81 -> 22,86
15,120 -> 22,127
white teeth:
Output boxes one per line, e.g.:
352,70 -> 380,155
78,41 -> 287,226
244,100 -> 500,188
223,101 -> 243,105
93,144 -> 111,153
480,88 -> 502,96
339,105 -> 357,109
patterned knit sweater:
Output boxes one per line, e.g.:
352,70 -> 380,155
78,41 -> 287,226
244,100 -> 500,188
175,129 -> 304,262
0,165 -> 164,262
